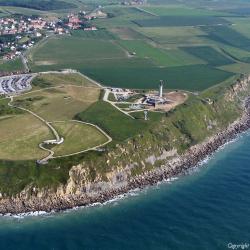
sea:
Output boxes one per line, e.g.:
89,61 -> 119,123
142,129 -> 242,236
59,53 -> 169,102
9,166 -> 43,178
0,132 -> 250,250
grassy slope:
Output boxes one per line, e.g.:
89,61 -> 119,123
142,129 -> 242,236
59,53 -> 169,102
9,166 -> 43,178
0,113 -> 52,160
52,121 -> 107,156
14,75 -> 101,121
75,101 -> 163,142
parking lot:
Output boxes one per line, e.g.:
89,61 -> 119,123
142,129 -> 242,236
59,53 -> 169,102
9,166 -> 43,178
0,74 -> 35,96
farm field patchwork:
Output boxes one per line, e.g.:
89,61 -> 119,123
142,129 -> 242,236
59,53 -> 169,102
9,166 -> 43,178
201,25 -> 250,51
135,26 -> 209,45
227,17 -> 250,39
29,36 -> 127,68
139,6 -> 233,17
110,27 -> 146,40
222,46 -> 250,63
133,16 -> 231,27
92,6 -> 153,29
181,46 -> 234,66
81,64 -> 234,91
118,40 -> 197,66
71,29 -> 116,40
219,63 -> 250,74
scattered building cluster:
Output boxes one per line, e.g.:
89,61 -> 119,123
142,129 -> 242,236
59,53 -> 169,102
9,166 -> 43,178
109,87 -> 135,101
0,74 -> 34,96
63,10 -> 107,32
0,8 -> 108,61
108,81 -> 178,113
0,16 -> 52,60
144,81 -> 171,106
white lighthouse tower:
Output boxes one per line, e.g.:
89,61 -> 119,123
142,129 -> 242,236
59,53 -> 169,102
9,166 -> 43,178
159,80 -> 164,98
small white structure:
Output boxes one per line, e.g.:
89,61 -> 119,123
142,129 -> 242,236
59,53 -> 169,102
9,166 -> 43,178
44,137 -> 64,145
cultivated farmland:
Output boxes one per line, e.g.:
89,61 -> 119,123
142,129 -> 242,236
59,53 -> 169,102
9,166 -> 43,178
133,16 -> 231,27
29,36 -> 127,69
81,64 -> 233,91
181,46 -> 234,66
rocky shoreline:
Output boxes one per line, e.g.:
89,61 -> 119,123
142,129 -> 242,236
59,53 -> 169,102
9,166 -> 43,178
1,98 -> 250,215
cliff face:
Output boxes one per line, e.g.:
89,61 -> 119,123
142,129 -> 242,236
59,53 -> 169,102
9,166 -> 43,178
0,75 -> 250,214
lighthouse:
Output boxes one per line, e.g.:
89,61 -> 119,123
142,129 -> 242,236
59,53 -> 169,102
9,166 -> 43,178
159,80 -> 164,98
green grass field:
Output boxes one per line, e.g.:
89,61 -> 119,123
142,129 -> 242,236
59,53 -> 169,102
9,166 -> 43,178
201,25 -> 250,51
1,1 -> 250,196
110,27 -> 146,40
133,16 -> 230,27
29,36 -> 126,68
118,40 -> 201,66
33,73 -> 98,88
71,29 -> 116,40
221,45 -> 250,62
14,80 -> 100,121
219,63 -> 250,74
81,64 -> 234,91
0,73 -> 102,161
28,35 -> 234,91
181,46 -> 234,66
92,6 -> 152,29
134,26 -> 209,46
139,6 -> 232,17
0,114 -> 52,160
76,100 -> 163,142
52,121 -> 108,156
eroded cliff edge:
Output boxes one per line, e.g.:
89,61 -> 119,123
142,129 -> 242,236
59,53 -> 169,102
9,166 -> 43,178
1,75 -> 250,214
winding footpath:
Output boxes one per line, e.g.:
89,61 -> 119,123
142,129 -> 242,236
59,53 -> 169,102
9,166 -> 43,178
8,96 -> 61,163
7,95 -> 113,164
3,69 -> 148,164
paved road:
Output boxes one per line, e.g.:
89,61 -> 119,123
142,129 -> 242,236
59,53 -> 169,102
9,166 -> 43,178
103,89 -> 135,119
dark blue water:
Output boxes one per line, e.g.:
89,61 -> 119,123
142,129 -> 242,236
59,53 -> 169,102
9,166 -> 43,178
1,133 -> 250,250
